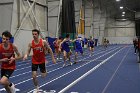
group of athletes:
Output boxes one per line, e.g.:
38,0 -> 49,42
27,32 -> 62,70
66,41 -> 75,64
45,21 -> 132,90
53,34 -> 96,66
0,29 -> 97,93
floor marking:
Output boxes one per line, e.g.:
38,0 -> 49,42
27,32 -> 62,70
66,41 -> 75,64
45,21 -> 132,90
0,88 -> 20,92
27,47 -> 123,93
101,47 -> 130,93
58,47 -> 125,93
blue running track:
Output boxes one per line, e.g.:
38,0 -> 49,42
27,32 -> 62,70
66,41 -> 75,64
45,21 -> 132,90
0,44 -> 140,93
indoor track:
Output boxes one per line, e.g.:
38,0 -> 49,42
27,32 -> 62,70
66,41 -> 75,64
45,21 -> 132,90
0,44 -> 140,93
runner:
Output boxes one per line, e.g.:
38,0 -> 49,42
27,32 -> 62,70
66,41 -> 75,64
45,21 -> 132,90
23,29 -> 56,92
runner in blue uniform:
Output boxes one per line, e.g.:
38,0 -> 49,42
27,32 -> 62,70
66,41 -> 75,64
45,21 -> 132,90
59,34 -> 72,67
73,36 -> 83,64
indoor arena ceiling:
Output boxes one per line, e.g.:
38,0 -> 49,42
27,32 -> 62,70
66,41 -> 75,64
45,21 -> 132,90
98,0 -> 140,20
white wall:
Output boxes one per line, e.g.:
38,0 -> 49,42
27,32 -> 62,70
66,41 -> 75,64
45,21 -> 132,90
135,12 -> 140,19
92,6 -> 107,45
74,0 -> 81,35
0,1 -> 13,35
91,2 -> 135,45
74,0 -> 93,38
10,0 -> 48,55
48,0 -> 60,37
0,0 -> 13,3
105,19 -> 135,44
85,5 -> 93,38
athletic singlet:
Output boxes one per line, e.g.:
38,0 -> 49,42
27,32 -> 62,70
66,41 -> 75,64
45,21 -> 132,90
54,40 -> 58,48
89,40 -> 94,47
75,39 -> 82,49
54,39 -> 60,48
62,40 -> 70,50
54,40 -> 62,49
0,43 -> 15,70
31,39 -> 45,64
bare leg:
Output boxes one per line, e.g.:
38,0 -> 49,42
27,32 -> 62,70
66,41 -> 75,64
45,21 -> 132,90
89,47 -> 92,56
67,52 -> 72,65
0,76 -> 11,93
63,51 -> 67,67
74,52 -> 78,64
32,71 -> 39,92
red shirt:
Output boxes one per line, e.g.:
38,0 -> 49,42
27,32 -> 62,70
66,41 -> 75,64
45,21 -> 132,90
31,39 -> 45,64
0,43 -> 15,70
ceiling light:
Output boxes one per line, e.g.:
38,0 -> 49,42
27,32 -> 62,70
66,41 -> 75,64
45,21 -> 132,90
122,15 -> 125,16
122,12 -> 125,14
116,19 -> 127,21
122,19 -> 127,21
116,0 -> 120,2
120,6 -> 123,9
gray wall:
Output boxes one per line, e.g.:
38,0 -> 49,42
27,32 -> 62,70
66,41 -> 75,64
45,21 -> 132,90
74,0 -> 81,36
1,0 -> 48,55
0,1 -> 13,35
73,0 -> 135,45
84,1 -> 94,38
74,0 -> 94,38
105,19 -> 135,44
48,0 -> 60,37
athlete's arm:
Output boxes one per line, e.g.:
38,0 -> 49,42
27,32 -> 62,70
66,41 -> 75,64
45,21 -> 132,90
43,40 -> 50,55
48,47 -> 56,64
43,40 -> 56,64
23,43 -> 32,60
72,39 -> 76,42
13,44 -> 21,60
59,39 -> 66,50
0,58 -> 10,63
9,44 -> 21,63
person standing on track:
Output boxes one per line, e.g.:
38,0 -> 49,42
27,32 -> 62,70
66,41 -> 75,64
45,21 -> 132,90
103,38 -> 107,50
0,31 -> 21,93
133,38 -> 138,54
23,29 -> 56,92
88,37 -> 95,56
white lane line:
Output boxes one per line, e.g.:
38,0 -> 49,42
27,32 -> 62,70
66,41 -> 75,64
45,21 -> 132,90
15,62 -> 56,72
11,46 -> 117,78
11,71 -> 31,78
16,61 -> 30,67
11,51 -> 97,78
14,49 -> 90,71
101,46 -> 130,93
27,46 -> 123,93
8,46 -> 119,91
58,47 -> 125,93
15,66 -> 63,86
15,46 -> 116,68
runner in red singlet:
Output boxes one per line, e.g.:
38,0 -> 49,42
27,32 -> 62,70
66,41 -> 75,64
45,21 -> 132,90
0,31 -> 21,93
23,29 -> 56,92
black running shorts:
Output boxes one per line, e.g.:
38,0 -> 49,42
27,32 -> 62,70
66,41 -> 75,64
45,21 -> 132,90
1,69 -> 14,79
32,63 -> 46,73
